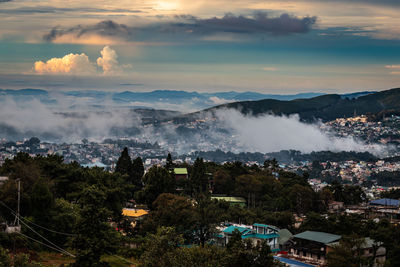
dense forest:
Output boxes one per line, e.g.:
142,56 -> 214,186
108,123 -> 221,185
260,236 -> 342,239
0,150 -> 399,266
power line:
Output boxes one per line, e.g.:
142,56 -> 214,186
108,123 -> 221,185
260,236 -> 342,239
17,232 -> 74,257
21,217 -> 76,237
0,201 -> 75,258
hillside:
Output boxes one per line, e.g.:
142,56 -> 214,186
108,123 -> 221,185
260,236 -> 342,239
177,88 -> 400,122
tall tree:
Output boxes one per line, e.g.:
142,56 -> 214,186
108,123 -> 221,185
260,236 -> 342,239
132,157 -> 144,189
326,235 -> 369,267
141,166 -> 175,208
190,158 -> 208,195
140,227 -> 184,267
166,153 -> 173,170
192,194 -> 220,247
226,229 -> 275,267
30,177 -> 54,226
115,147 -> 132,176
73,185 -> 117,266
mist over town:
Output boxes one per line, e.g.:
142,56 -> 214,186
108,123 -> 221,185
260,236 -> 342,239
1,0 -> 400,266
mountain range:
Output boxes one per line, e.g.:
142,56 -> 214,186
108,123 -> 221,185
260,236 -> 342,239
0,88 -> 327,110
181,88 -> 400,122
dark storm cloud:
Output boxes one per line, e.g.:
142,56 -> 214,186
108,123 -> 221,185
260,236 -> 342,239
43,20 -> 133,42
43,12 -> 317,42
181,12 -> 317,35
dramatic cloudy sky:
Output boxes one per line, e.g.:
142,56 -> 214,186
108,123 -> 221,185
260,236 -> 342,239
1,0 -> 400,93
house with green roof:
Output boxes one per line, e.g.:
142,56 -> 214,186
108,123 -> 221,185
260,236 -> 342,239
290,231 -> 341,265
173,168 -> 188,180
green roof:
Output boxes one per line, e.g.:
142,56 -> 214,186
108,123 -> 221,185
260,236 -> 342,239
294,231 -> 341,244
174,168 -> 188,175
211,196 -> 246,203
278,229 -> 293,245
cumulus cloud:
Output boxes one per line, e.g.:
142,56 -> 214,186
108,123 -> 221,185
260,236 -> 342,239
34,46 -> 125,75
34,53 -> 96,75
97,46 -> 122,75
43,12 -> 317,44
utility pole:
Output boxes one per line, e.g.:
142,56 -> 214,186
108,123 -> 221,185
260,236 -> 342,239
13,179 -> 20,227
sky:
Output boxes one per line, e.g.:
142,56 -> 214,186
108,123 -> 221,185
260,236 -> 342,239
1,0 -> 400,94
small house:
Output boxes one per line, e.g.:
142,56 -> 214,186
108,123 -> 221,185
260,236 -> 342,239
218,223 -> 280,252
290,231 -> 341,265
174,168 -> 188,180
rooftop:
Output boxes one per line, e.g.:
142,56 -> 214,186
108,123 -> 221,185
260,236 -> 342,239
370,198 -> 400,207
174,168 -> 188,175
294,231 -> 341,245
122,208 -> 148,218
211,196 -> 246,203
223,225 -> 252,235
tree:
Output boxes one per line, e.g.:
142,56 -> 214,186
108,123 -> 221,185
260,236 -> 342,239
326,235 -> 369,267
140,227 -> 184,267
73,185 -> 118,266
115,147 -> 132,176
213,170 -> 234,195
192,194 -> 220,247
30,177 -> 54,225
226,229 -> 275,267
132,157 -> 144,189
189,158 -> 208,195
166,153 -> 173,170
142,193 -> 195,241
140,166 -> 175,208
288,184 -> 314,214
25,137 -> 40,147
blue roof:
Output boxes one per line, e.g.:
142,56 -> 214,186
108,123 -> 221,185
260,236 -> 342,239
253,223 -> 270,228
242,233 -> 279,240
253,223 -> 279,231
370,198 -> 400,207
223,226 -> 251,235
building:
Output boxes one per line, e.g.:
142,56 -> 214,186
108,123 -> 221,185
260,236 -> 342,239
122,208 -> 149,228
218,223 -> 280,252
174,168 -> 188,180
290,231 -> 341,265
328,201 -> 344,212
277,228 -> 294,251
290,231 -> 386,266
370,198 -> 400,208
211,196 -> 246,207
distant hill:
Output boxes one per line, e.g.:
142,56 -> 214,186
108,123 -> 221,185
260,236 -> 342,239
0,88 -> 325,108
175,88 -> 400,122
